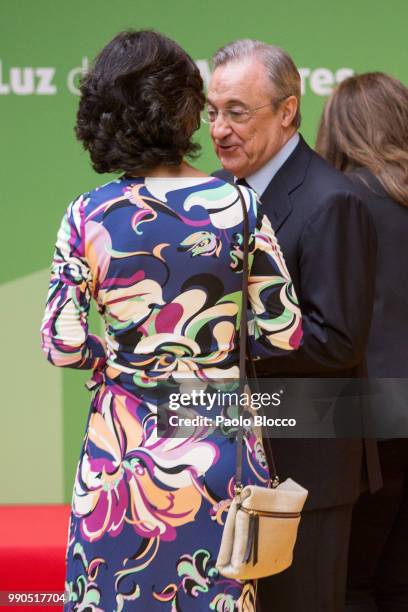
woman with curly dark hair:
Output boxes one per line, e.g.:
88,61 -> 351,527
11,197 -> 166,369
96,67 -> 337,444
75,31 -> 204,175
317,72 -> 408,612
41,30 -> 302,610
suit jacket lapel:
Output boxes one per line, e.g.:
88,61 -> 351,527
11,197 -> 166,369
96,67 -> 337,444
213,135 -> 313,232
260,135 -> 312,231
260,173 -> 292,231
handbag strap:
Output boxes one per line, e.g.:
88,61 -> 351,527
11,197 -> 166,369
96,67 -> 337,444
235,185 -> 279,495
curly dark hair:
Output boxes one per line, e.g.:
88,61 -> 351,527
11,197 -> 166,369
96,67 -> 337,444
75,30 -> 205,174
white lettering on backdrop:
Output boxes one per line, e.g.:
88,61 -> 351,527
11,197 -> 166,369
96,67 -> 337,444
0,58 -> 354,96
0,61 -> 57,95
67,57 -> 89,95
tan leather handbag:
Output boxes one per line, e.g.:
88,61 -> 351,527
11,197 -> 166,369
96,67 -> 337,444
215,186 -> 308,580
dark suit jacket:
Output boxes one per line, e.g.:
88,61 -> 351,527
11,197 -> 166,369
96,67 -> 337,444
349,168 -> 408,377
215,135 -> 381,509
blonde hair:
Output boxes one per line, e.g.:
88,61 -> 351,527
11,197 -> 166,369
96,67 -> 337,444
316,72 -> 408,206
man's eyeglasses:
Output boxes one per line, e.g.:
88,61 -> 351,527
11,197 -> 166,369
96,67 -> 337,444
202,99 -> 286,125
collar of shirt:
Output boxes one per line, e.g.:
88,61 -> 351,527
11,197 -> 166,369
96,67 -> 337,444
235,132 -> 300,196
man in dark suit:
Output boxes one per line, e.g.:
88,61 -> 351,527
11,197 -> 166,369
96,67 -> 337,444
207,39 -> 381,611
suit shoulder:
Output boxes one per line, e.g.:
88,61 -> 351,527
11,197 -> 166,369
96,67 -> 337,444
300,150 -> 369,216
307,149 -> 357,194
348,168 -> 390,201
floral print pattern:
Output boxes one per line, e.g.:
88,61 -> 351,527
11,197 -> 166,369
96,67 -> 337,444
41,176 -> 302,610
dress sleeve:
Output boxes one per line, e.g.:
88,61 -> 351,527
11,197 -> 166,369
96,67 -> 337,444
40,195 -> 106,369
248,206 -> 302,358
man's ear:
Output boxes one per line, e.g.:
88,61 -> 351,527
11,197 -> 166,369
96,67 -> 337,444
281,95 -> 298,127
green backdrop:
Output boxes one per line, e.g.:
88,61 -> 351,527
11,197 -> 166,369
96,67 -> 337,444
1,0 -> 407,503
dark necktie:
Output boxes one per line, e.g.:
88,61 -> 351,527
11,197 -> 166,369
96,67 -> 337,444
235,178 -> 250,189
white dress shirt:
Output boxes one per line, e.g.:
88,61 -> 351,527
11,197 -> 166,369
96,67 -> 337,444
236,132 -> 300,196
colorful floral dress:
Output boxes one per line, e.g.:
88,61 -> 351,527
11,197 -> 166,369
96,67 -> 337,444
41,176 -> 302,611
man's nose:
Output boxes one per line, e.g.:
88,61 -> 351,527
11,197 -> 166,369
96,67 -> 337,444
210,113 -> 233,140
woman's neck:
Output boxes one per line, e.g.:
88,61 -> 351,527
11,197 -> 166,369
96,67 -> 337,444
134,161 -> 208,178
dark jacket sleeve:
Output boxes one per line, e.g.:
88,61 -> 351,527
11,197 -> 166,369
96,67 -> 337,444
257,191 -> 377,375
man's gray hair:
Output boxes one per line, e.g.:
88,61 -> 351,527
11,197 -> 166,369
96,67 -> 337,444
212,39 -> 301,128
